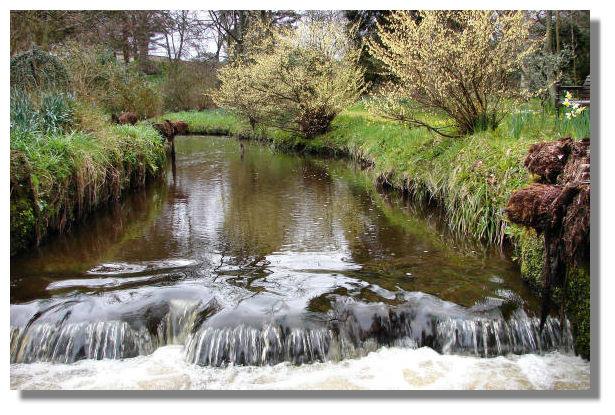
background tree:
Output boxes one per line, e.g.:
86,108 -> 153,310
208,10 -> 299,61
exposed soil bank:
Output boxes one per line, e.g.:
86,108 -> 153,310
10,124 -> 168,256
160,108 -> 591,359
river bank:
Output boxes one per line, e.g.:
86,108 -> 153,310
159,106 -> 590,359
10,123 -> 168,256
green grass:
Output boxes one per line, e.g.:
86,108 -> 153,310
10,123 -> 167,255
155,109 -> 250,136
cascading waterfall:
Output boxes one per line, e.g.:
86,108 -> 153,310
10,321 -> 155,364
10,294 -> 573,366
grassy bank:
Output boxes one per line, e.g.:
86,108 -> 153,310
161,103 -> 590,358
10,123 -> 167,256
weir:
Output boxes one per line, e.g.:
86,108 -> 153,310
10,294 -> 572,366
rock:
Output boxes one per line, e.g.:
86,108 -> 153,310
117,112 -> 138,125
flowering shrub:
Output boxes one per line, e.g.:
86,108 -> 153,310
366,11 -> 538,137
214,20 -> 365,138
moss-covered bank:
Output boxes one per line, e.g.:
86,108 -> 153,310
10,124 -> 167,256
512,229 -> 590,359
161,105 -> 590,359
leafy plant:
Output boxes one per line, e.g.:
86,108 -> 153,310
367,11 -> 538,137
214,20 -> 365,138
39,92 -> 75,134
10,88 -> 75,135
10,88 -> 39,134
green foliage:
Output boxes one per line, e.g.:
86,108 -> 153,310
10,88 -> 75,135
57,42 -> 163,119
10,47 -> 70,92
10,115 -> 167,255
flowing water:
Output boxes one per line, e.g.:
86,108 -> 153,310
10,136 -> 590,390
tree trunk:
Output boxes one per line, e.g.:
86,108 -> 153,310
135,12 -> 151,74
555,11 -> 561,53
545,11 -> 556,107
545,10 -> 553,52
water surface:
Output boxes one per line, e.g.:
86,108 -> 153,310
10,136 -> 589,389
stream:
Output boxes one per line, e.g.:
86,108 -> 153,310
10,136 -> 590,390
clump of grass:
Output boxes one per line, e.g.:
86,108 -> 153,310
10,89 -> 39,133
10,111 -> 167,255
38,92 -> 75,134
557,108 -> 590,139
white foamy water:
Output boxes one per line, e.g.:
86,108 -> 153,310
10,346 -> 590,390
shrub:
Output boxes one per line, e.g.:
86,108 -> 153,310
214,20 -> 365,138
105,72 -> 162,119
161,62 -> 217,111
10,47 -> 70,93
57,42 -> 162,119
367,11 -> 538,137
